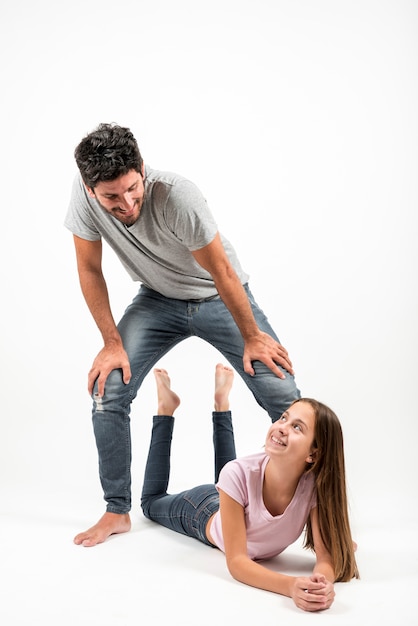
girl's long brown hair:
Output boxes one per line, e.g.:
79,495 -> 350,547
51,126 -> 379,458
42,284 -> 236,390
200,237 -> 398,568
297,399 -> 360,582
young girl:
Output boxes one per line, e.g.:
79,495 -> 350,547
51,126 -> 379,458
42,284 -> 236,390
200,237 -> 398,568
141,364 -> 359,612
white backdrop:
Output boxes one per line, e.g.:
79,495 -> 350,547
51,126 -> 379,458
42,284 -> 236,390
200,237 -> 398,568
1,0 -> 417,538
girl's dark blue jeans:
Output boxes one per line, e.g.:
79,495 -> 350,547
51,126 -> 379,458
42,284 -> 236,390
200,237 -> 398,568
141,410 -> 236,546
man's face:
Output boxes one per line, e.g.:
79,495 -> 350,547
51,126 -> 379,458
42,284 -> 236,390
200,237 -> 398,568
86,168 -> 145,227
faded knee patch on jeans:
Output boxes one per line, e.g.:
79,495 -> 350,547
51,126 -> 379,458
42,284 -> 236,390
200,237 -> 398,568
94,393 -> 104,411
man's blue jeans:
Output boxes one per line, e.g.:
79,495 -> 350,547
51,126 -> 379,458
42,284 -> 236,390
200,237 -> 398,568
140,411 -> 236,546
91,284 -> 300,513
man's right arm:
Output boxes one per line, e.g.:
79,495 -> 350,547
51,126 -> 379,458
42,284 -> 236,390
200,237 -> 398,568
73,235 -> 132,395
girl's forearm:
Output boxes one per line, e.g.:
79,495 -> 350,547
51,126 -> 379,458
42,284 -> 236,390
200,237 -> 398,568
227,555 -> 295,597
313,560 -> 335,582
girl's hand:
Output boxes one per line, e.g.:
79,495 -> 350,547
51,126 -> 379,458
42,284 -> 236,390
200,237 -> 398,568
291,574 -> 335,612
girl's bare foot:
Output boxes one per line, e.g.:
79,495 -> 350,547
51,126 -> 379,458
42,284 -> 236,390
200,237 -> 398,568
214,363 -> 234,412
154,368 -> 181,416
74,512 -> 131,547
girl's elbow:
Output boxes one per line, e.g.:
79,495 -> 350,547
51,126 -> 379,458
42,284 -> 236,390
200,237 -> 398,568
225,555 -> 248,582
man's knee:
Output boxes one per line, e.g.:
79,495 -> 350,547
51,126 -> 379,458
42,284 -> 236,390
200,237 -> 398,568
245,366 -> 300,421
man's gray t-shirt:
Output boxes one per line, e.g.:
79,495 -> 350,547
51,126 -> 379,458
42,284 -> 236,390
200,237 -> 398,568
64,166 -> 249,300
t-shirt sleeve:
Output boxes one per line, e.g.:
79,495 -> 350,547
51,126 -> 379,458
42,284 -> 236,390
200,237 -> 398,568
64,175 -> 101,241
216,460 -> 248,507
163,179 -> 218,251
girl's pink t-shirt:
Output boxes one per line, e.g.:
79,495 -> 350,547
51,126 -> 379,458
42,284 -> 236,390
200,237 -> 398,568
210,452 -> 316,560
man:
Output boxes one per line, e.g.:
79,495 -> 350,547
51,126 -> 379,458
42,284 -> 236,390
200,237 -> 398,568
65,123 -> 300,547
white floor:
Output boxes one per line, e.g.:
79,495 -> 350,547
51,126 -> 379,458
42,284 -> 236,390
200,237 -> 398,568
1,484 -> 417,626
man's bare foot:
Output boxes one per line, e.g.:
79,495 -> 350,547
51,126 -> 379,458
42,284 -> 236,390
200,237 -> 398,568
154,368 -> 181,416
73,512 -> 131,547
214,363 -> 234,412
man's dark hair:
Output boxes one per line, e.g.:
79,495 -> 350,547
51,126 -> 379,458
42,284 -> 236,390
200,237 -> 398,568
74,123 -> 143,189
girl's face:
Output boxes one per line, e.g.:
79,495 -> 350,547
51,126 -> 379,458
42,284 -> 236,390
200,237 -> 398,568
264,401 -> 316,467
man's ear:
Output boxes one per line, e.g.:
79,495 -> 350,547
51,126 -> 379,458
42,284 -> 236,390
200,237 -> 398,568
85,184 -> 95,199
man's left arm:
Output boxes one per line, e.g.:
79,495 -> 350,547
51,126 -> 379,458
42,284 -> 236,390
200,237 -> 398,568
192,233 -> 294,379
